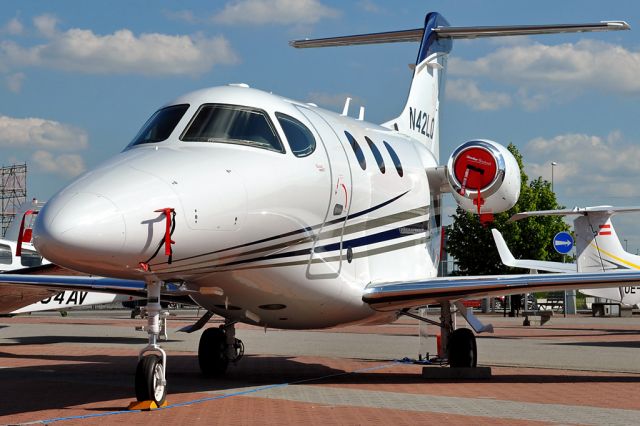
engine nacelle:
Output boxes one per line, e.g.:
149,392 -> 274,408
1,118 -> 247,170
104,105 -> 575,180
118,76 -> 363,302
446,139 -> 520,214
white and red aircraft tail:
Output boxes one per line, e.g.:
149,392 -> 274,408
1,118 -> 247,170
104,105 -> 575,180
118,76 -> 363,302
494,206 -> 640,305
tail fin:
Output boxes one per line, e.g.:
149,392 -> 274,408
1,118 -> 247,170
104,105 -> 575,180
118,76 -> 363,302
574,212 -> 640,272
291,14 -> 629,161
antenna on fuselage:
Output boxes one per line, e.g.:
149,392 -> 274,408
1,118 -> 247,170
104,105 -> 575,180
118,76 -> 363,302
341,97 -> 352,116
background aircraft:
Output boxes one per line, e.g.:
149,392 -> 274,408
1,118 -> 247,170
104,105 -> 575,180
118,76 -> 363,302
0,12 -> 637,407
493,206 -> 640,306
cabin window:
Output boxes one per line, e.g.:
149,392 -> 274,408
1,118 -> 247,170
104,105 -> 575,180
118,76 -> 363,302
276,113 -> 316,157
344,131 -> 366,170
129,104 -> 189,146
20,249 -> 43,267
0,243 -> 11,265
365,136 -> 385,174
384,141 -> 403,177
181,104 -> 284,153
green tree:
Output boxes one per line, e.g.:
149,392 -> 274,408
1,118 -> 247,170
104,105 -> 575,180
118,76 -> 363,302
446,143 -> 569,275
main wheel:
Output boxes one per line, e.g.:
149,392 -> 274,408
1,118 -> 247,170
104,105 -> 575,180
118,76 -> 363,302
198,327 -> 229,377
448,328 -> 477,368
135,354 -> 167,405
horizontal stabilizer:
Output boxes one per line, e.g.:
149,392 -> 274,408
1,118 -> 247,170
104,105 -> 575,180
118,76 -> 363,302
290,29 -> 423,48
290,21 -> 629,48
435,21 -> 630,39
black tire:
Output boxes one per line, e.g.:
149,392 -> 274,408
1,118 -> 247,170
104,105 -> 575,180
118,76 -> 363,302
198,327 -> 229,377
448,328 -> 477,368
135,354 -> 167,405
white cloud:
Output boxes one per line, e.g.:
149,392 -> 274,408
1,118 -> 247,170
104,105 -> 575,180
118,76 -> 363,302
0,15 -> 238,76
33,14 -> 58,38
449,40 -> 640,95
3,17 -> 24,35
523,131 -> 640,199
213,0 -> 339,25
445,79 -> 511,111
31,150 -> 85,177
514,88 -> 550,111
358,0 -> 381,13
5,72 -> 25,93
0,115 -> 88,150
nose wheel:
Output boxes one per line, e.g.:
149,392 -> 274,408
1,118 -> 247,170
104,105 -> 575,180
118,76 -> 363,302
135,354 -> 167,405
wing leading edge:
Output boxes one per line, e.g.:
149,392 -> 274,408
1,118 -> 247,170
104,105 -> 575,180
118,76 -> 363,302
363,270 -> 640,312
0,274 -> 192,314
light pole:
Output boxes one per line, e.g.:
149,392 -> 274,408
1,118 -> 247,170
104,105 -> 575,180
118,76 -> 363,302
551,161 -> 557,192
625,239 -> 628,251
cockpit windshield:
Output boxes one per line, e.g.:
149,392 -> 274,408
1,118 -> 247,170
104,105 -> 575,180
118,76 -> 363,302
181,104 -> 284,153
129,104 -> 189,147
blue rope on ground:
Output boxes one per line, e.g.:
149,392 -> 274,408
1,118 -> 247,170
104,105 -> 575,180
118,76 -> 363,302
30,361 -> 402,424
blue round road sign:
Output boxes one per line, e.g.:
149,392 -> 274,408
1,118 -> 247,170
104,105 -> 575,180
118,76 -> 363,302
553,231 -> 574,254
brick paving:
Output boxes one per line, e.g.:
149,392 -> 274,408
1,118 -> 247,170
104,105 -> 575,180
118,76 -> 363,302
2,312 -> 640,424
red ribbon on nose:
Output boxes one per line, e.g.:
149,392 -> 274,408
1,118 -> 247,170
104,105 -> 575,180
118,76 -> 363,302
154,208 -> 175,256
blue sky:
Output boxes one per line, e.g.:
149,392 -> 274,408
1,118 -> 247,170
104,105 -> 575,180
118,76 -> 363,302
1,0 -> 639,251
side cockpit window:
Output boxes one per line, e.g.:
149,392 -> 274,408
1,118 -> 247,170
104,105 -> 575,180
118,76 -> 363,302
276,113 -> 316,157
129,104 -> 189,147
181,104 -> 284,153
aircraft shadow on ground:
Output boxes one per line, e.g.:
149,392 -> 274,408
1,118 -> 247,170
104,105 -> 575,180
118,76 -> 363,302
2,351 -> 640,419
0,354 -> 343,418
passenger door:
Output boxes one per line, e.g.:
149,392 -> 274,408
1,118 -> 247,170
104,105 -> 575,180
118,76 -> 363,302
296,107 -> 352,279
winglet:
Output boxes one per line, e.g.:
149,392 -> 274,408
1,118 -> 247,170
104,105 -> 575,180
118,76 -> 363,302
491,229 -> 575,273
491,229 -> 517,267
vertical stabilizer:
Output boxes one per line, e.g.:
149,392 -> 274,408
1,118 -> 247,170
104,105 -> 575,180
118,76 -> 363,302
382,13 -> 451,161
575,213 -> 640,272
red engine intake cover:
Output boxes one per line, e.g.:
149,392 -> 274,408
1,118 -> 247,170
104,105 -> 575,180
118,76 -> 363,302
453,147 -> 497,191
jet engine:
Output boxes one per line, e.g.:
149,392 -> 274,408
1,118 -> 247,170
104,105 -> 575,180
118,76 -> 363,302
446,140 -> 520,215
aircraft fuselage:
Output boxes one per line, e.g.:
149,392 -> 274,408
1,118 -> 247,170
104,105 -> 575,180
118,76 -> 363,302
34,86 -> 441,329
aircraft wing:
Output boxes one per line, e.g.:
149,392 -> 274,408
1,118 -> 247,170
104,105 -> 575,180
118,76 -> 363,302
0,274 -> 192,314
491,229 -> 575,273
363,270 -> 640,312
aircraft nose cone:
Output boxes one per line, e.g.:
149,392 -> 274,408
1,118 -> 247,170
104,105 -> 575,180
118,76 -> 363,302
33,192 -> 126,267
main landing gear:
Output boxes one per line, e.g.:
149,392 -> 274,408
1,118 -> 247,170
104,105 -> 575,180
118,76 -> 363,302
440,302 -> 477,368
134,281 -> 167,406
198,321 -> 244,377
400,301 -> 479,368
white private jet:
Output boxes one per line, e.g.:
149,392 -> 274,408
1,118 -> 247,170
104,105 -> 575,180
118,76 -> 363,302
0,12 -> 637,406
493,206 -> 640,305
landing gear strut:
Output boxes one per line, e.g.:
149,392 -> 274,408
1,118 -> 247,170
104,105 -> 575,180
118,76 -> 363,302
134,280 -> 167,405
399,302 -> 477,368
198,320 -> 244,377
441,302 -> 477,367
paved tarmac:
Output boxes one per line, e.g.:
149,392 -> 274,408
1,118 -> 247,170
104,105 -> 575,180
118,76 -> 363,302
1,309 -> 640,425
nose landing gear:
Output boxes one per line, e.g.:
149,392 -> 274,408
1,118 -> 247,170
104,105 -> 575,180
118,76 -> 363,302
133,280 -> 167,407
